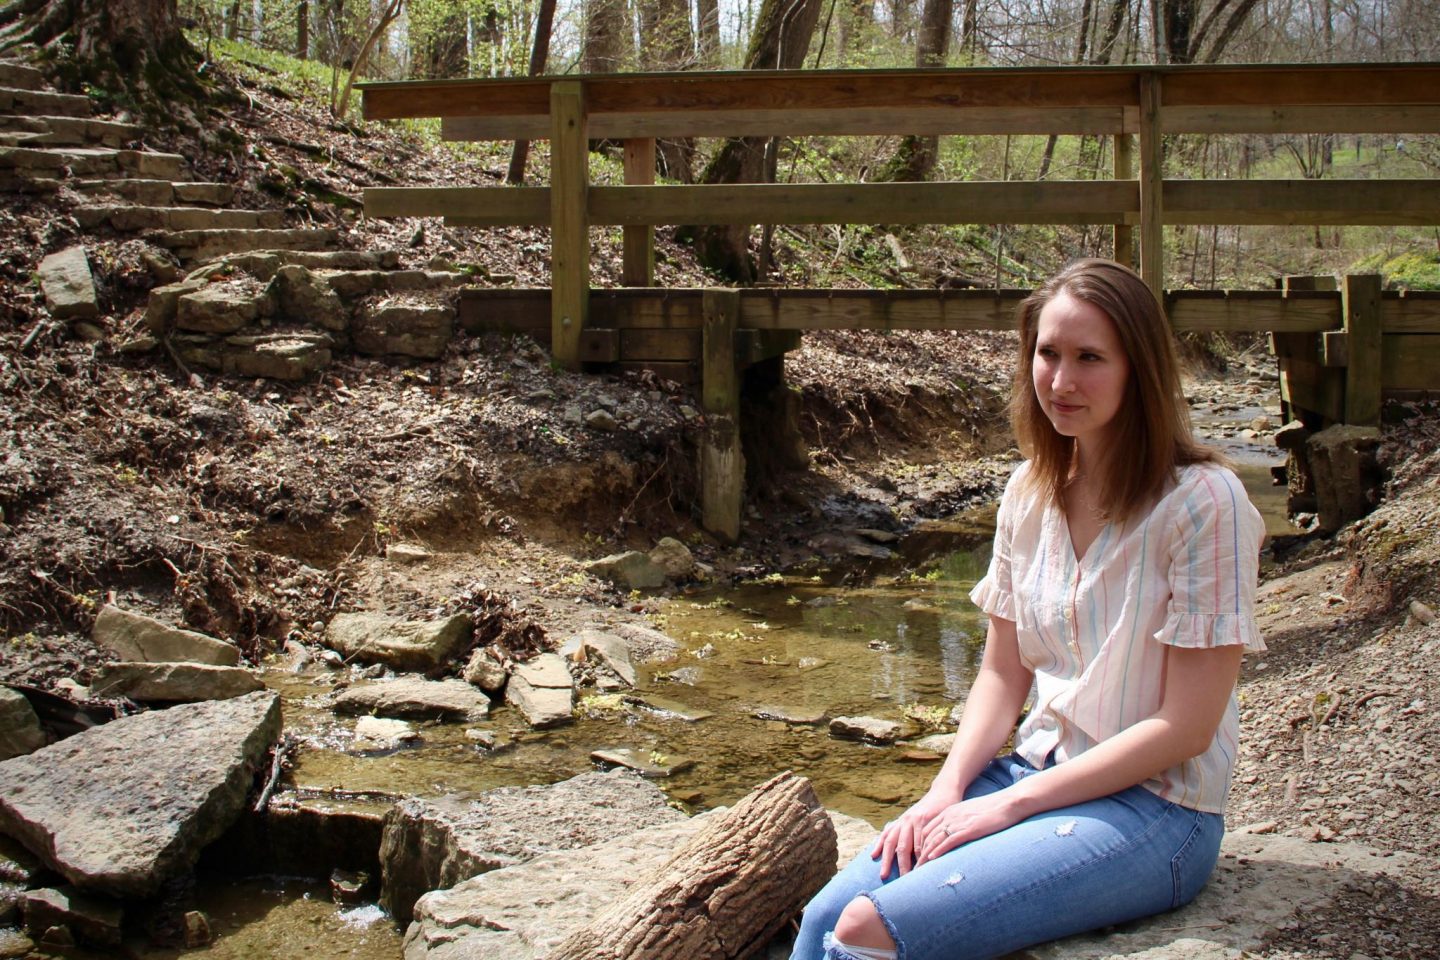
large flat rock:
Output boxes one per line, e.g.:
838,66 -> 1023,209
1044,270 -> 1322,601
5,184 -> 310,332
88,662 -> 263,703
0,691 -> 281,898
380,769 -> 684,926
332,676 -> 489,721
402,807 -> 874,960
92,604 -> 240,666
325,612 -> 471,673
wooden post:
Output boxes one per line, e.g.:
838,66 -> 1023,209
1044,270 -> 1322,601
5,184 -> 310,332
1113,132 -> 1134,268
1138,72 -> 1164,297
550,81 -> 588,370
622,138 -> 656,286
702,289 -> 742,542
1342,273 -> 1383,426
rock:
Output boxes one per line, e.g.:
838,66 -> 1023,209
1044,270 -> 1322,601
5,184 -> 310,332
753,706 -> 828,726
221,332 -> 332,381
584,409 -> 618,432
0,688 -> 45,761
647,537 -> 695,580
623,693 -> 713,722
0,691 -> 280,897
829,715 -> 902,744
609,622 -> 681,663
1306,424 -> 1383,532
330,869 -> 372,905
353,716 -> 420,749
910,732 -> 956,754
462,648 -> 507,693
333,677 -> 489,721
324,612 -> 472,673
386,542 -> 433,564
88,662 -> 263,703
21,887 -> 122,948
849,542 -> 893,560
352,299 -> 454,359
92,604 -> 240,666
267,264 -> 348,332
0,927 -> 31,958
854,528 -> 900,544
204,792 -> 386,880
1410,599 -> 1436,625
570,630 -> 637,687
175,282 -> 272,334
584,551 -> 667,590
590,746 -> 694,778
379,769 -> 683,926
37,246 -> 98,320
183,909 -> 212,947
402,807 -> 863,960
504,653 -> 574,728
0,834 -> 43,885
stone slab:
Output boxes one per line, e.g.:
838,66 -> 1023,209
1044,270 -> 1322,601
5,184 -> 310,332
92,604 -> 240,666
88,662 -> 263,703
37,245 -> 97,320
0,688 -> 45,760
325,612 -> 471,673
0,691 -> 281,898
332,677 -> 489,721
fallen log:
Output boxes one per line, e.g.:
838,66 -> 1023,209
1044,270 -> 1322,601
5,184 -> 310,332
546,771 -> 837,960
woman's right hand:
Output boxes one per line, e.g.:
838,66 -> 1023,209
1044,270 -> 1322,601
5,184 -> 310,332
870,787 -> 962,879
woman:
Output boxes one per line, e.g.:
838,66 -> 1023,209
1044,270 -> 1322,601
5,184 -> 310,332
791,259 -> 1264,960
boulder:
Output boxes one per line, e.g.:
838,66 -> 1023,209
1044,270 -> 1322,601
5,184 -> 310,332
503,653 -> 574,728
175,282 -> 273,334
220,332 -> 332,381
1306,424 -> 1383,532
568,630 -> 637,687
324,612 -> 471,673
608,622 -> 681,663
267,264 -> 348,332
21,886 -> 122,948
92,605 -> 240,667
352,299 -> 453,359
402,807 -> 873,960
0,691 -> 281,898
380,769 -> 683,926
584,551 -> 667,590
829,715 -> 902,744
87,662 -> 263,703
0,688 -> 45,760
37,246 -> 98,321
332,677 -> 489,721
143,279 -> 207,333
647,537 -> 695,580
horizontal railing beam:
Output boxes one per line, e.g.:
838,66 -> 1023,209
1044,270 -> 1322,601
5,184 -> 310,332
367,179 -> 1440,229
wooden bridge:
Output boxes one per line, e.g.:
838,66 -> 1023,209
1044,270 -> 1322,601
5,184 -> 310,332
359,63 -> 1440,538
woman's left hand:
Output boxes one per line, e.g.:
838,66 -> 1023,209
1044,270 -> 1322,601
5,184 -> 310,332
916,791 -> 1026,864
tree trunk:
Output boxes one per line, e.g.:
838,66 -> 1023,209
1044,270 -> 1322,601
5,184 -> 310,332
878,0 -> 951,182
0,0 -> 212,119
583,0 -> 631,73
696,0 -> 721,65
683,0 -> 824,281
506,0 -> 556,184
837,0 -> 874,65
297,0 -> 309,58
547,773 -> 838,960
412,8 -> 468,79
638,0 -> 696,181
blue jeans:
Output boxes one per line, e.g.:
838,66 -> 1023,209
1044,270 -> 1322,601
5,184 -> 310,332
790,753 -> 1224,960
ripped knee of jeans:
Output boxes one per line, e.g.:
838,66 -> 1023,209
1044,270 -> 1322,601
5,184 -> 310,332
823,931 -> 898,960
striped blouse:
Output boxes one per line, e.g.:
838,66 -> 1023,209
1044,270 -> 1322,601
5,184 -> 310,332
969,460 -> 1265,814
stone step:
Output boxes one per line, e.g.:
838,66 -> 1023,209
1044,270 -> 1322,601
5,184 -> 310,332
0,61 -> 47,91
0,115 -> 142,148
66,179 -> 236,207
0,85 -> 92,118
152,227 -> 340,262
0,130 -> 47,147
0,146 -> 185,180
75,204 -> 285,232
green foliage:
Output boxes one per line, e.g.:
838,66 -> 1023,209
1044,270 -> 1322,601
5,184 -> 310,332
1349,251 -> 1440,290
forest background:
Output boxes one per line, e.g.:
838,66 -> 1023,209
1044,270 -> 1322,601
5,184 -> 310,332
168,0 -> 1440,292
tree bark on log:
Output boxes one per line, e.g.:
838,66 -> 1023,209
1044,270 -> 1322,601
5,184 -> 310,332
546,772 -> 838,960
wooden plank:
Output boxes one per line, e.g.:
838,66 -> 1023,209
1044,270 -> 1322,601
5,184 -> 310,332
1113,133 -> 1134,268
1284,354 -> 1346,423
702,289 -> 743,542
442,107 -> 1128,141
739,330 -> 803,366
1163,104 -> 1440,135
1164,180 -> 1440,226
621,328 -> 700,361
589,290 -> 706,329
615,360 -> 698,385
587,181 -> 1137,226
1343,274 -> 1383,425
550,81 -> 588,371
1138,73 -> 1164,296
622,139 -> 656,286
1161,64 -> 1440,108
1169,290 -> 1337,333
367,186 -> 549,225
1322,330 -> 1349,368
739,289 -> 1027,331
457,289 -> 550,334
1383,291 -> 1440,333
579,328 -> 620,363
1383,335 -> 1440,390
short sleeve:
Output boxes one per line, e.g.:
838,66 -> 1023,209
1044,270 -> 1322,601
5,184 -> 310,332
969,461 -> 1029,622
1155,466 -> 1266,653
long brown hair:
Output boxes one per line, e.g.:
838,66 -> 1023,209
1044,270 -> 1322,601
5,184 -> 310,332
1010,258 -> 1219,521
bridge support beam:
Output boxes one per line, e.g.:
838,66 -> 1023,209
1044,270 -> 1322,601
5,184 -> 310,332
550,81 -> 588,370
1139,72 -> 1164,297
702,289 -> 743,542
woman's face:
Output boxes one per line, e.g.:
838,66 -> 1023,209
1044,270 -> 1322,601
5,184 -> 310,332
1032,291 -> 1131,456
